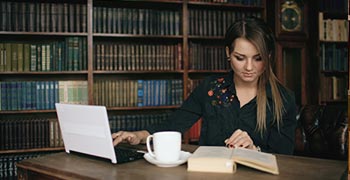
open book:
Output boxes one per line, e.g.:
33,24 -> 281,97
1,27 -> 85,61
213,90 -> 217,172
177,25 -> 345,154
187,146 -> 279,175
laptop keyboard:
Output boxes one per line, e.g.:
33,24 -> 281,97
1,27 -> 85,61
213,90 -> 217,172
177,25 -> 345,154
114,147 -> 145,163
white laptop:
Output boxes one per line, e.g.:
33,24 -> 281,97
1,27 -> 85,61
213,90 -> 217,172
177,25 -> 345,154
55,103 -> 144,164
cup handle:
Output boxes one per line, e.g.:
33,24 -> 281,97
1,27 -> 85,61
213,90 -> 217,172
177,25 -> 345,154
146,135 -> 156,158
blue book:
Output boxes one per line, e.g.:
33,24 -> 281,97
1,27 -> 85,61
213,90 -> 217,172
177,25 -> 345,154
154,80 -> 159,106
137,80 -> 144,107
36,82 -> 41,110
25,81 -> 31,110
149,80 -> 154,106
11,82 -> 18,110
18,82 -> 24,110
31,81 -> 37,110
1,82 -> 7,110
144,80 -> 149,106
49,81 -> 55,109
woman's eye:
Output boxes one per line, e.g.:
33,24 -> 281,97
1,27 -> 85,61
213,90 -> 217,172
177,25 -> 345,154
255,56 -> 262,61
234,56 -> 244,61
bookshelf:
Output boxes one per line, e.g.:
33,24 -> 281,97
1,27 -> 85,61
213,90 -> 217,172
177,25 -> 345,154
0,0 -> 266,178
317,1 -> 348,105
317,0 -> 348,165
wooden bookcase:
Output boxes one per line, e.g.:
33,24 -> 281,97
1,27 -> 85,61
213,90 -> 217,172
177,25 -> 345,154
318,10 -> 348,105
0,0 -> 266,178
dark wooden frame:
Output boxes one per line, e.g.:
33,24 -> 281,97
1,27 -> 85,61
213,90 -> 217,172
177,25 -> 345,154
275,41 -> 307,105
275,0 -> 308,40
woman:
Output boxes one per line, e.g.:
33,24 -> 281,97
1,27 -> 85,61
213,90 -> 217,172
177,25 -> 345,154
112,17 -> 297,155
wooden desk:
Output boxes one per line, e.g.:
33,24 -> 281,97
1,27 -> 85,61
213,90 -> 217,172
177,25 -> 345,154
17,145 -> 347,180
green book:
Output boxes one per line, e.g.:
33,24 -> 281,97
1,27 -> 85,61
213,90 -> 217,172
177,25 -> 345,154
17,43 -> 24,72
11,43 -> 18,71
5,43 -> 12,71
23,44 -> 30,72
0,43 -> 4,72
58,81 -> 66,103
41,44 -> 46,71
30,44 -> 37,71
45,44 -> 50,71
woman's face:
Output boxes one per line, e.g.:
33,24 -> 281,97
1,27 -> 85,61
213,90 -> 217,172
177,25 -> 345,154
226,38 -> 266,85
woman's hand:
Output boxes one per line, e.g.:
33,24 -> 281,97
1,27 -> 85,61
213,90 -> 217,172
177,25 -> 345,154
224,129 -> 258,151
112,130 -> 150,146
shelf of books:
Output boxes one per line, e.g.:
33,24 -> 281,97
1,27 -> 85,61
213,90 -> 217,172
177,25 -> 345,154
91,1 -> 185,150
185,0 -> 265,143
318,0 -> 348,104
0,0 -> 266,178
0,1 -> 89,179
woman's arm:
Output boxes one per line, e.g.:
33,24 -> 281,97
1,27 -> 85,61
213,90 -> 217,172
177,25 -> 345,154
265,93 -> 297,154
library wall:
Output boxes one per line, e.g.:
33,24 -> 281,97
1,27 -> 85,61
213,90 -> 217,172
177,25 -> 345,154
0,1 -> 266,179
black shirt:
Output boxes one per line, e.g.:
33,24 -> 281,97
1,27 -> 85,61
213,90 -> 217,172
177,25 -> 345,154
146,71 -> 297,155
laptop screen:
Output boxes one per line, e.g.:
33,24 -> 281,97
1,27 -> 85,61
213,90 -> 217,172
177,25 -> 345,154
55,103 -> 117,163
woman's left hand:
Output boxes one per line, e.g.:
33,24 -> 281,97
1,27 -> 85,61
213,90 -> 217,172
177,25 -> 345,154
224,129 -> 258,150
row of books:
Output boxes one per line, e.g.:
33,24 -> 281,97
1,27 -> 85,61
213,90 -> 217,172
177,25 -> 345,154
188,9 -> 261,36
189,42 -> 229,70
109,112 -> 172,133
318,13 -> 348,42
0,2 -> 87,33
0,111 -> 175,178
0,118 -> 63,150
189,0 -> 262,6
94,43 -> 182,71
93,79 -> 183,107
320,76 -> 348,101
0,111 -> 175,151
0,81 -> 88,111
0,1 -> 266,35
319,43 -> 348,71
93,7 -> 181,35
0,37 -> 87,72
0,152 -> 56,179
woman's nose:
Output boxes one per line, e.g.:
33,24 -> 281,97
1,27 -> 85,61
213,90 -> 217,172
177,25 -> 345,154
244,59 -> 253,70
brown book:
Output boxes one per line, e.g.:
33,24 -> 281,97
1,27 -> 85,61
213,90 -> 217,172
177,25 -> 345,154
75,4 -> 80,33
81,4 -> 87,32
188,146 -> 279,175
113,44 -> 118,70
63,3 -> 68,32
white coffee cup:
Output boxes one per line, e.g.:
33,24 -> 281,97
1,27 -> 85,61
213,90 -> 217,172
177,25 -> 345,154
146,131 -> 181,163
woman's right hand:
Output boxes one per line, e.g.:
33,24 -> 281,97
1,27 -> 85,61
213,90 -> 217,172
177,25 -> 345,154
112,130 -> 150,146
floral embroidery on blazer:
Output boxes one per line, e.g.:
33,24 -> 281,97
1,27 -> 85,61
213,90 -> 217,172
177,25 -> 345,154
207,77 -> 235,107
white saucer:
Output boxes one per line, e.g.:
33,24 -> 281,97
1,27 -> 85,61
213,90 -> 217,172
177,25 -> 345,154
144,151 -> 192,167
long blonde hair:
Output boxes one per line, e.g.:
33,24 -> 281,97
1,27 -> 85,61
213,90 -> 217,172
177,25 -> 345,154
225,17 -> 285,134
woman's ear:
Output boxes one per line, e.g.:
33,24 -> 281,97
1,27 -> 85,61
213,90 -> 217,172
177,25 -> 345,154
225,46 -> 230,58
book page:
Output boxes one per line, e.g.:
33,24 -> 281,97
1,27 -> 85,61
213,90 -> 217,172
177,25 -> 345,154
232,148 -> 279,175
190,146 -> 232,158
